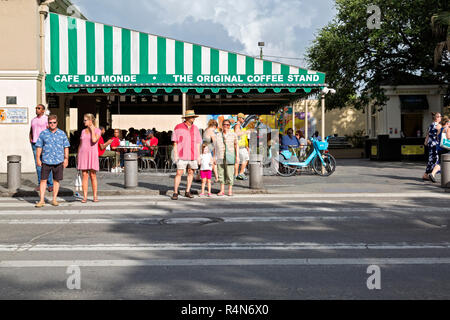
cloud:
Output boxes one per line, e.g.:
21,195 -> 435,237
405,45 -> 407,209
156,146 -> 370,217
143,0 -> 319,62
73,0 -> 335,67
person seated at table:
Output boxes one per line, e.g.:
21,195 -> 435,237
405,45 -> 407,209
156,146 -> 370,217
127,135 -> 140,153
110,129 -> 123,172
295,130 -> 310,160
281,128 -> 300,151
139,130 -> 158,157
98,127 -> 118,172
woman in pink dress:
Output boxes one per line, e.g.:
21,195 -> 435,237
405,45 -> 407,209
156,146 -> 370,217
77,113 -> 101,203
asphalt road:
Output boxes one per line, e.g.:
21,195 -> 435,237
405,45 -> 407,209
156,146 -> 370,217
0,193 -> 449,300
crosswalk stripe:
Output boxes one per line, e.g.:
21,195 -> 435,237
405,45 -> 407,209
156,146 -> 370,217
0,205 -> 447,216
0,215 -> 376,225
2,257 -> 450,268
1,242 -> 450,252
0,192 -> 448,202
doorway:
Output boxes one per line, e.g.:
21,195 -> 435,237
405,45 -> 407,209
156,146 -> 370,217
401,113 -> 423,137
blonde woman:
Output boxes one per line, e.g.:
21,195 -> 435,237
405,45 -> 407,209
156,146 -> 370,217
77,114 -> 101,202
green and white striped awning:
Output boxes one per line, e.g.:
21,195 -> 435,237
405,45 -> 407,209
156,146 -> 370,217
45,13 -> 326,94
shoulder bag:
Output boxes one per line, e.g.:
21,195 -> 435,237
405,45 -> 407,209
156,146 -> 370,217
222,132 -> 235,164
440,129 -> 450,150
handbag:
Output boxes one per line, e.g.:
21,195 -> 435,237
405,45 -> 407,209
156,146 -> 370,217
440,130 -> 450,150
222,132 -> 235,164
74,170 -> 82,190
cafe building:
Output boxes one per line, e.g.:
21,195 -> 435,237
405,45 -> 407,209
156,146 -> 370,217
365,74 -> 448,161
0,0 -> 327,173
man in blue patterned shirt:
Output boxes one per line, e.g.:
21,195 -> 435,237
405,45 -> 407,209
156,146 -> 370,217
35,114 -> 70,208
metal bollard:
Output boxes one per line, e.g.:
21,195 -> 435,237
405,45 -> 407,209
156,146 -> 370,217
249,154 -> 263,189
124,153 -> 138,188
441,154 -> 450,189
7,155 -> 21,191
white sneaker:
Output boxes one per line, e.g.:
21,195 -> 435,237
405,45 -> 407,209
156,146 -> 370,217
112,167 -> 117,173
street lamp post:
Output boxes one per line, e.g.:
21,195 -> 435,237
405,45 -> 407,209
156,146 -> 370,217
320,87 -> 336,174
258,42 -> 265,60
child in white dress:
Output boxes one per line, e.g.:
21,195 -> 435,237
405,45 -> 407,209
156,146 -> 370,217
200,144 -> 214,196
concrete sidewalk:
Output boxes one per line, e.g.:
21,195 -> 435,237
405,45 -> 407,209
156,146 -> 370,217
0,159 -> 448,197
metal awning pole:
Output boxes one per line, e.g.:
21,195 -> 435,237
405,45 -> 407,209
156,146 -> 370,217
292,102 -> 295,133
321,93 -> 325,141
305,100 -> 308,140
118,94 -> 120,129
182,92 -> 187,116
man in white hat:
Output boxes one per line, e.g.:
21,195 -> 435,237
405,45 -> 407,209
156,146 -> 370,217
171,109 -> 202,200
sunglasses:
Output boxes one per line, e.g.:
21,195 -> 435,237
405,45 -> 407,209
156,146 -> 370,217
223,123 -> 231,126
48,121 -> 57,124
35,107 -> 43,110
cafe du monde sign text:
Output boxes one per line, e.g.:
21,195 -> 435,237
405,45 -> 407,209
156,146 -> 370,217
46,72 -> 324,92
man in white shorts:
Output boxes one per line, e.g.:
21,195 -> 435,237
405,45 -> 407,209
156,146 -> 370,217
171,110 -> 202,200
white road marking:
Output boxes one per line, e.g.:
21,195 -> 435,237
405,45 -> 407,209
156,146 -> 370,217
1,242 -> 450,252
0,205 -> 447,216
0,215 -> 375,225
0,192 -> 448,202
2,257 -> 450,268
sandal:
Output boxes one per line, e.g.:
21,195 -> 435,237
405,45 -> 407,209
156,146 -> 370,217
81,198 -> 87,203
93,198 -> 99,202
217,192 -> 225,196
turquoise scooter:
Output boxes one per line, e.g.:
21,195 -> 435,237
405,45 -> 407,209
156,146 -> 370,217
276,136 -> 336,176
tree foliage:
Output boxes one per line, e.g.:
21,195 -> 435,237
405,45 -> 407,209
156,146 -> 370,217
306,0 -> 450,110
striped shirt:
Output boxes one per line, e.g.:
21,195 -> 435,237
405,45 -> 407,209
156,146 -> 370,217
215,131 -> 237,161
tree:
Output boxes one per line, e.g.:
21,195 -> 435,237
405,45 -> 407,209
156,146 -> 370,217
306,0 -> 449,110
431,11 -> 450,68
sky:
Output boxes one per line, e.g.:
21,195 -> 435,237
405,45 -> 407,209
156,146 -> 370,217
70,0 -> 337,68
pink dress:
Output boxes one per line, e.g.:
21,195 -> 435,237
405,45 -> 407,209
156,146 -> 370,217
77,128 -> 101,171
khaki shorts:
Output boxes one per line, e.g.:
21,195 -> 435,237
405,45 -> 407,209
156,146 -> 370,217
239,148 -> 249,164
176,160 -> 199,171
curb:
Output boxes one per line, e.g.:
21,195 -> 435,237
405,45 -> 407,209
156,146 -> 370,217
0,188 -> 268,198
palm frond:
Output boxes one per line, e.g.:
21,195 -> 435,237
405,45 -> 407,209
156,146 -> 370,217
431,11 -> 450,38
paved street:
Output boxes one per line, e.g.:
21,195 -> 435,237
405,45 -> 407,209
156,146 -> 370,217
0,159 -> 446,197
0,192 -> 449,299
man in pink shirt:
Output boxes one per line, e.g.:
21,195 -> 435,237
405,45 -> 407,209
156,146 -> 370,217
30,104 -> 53,191
171,109 -> 202,200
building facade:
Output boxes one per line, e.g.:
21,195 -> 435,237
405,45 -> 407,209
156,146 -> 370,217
0,0 -> 83,173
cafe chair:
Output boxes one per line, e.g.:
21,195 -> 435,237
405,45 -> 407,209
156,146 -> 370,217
163,145 -> 177,173
99,155 -> 113,171
139,146 -> 159,172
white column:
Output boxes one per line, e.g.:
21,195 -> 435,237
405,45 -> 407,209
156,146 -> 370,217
182,92 -> 187,116
39,4 -> 49,105
304,100 -> 308,140
292,103 -> 295,133
321,94 -> 325,140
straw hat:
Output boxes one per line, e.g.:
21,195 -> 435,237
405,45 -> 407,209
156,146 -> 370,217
237,113 -> 245,119
182,109 -> 199,118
